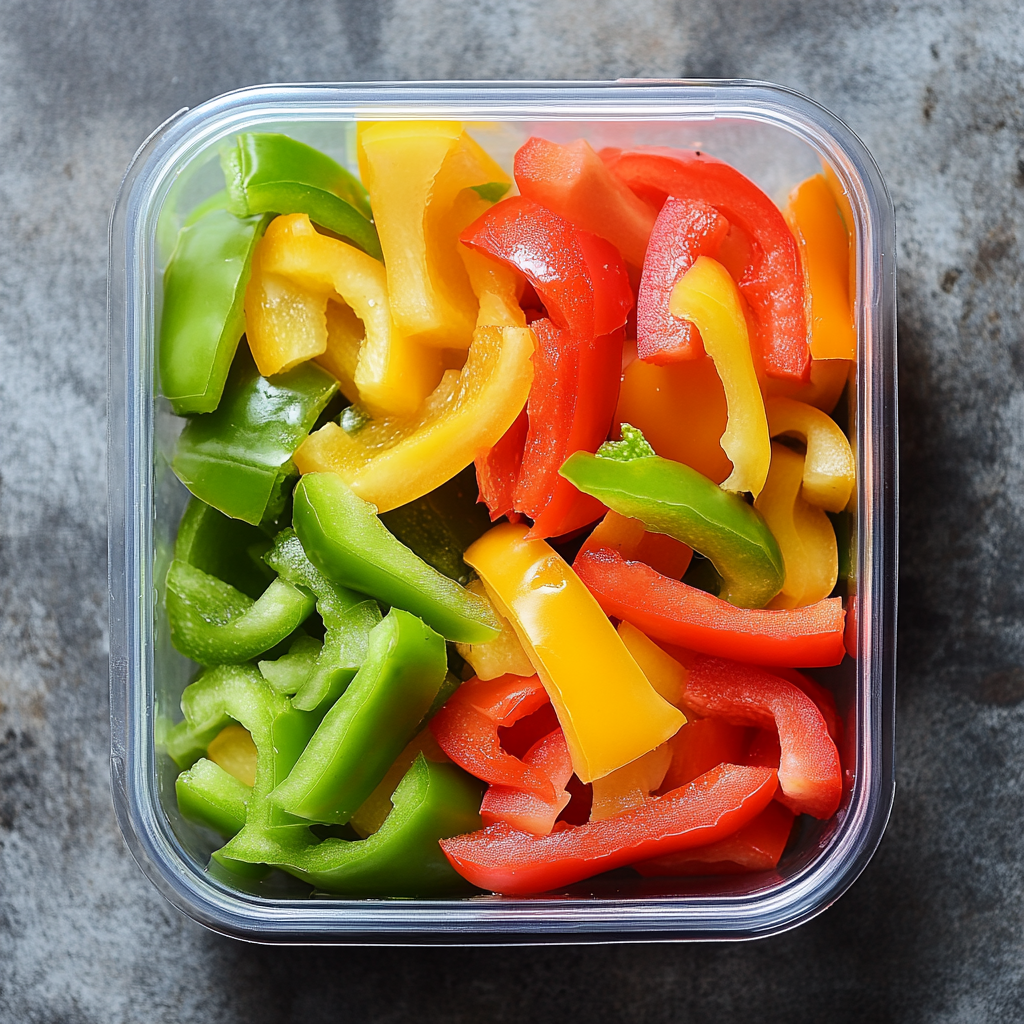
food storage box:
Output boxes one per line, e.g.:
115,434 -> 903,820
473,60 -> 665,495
108,80 -> 897,943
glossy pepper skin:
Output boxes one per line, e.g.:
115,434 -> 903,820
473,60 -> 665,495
269,609 -> 449,824
600,146 -> 810,381
221,755 -> 483,896
358,120 -> 510,349
159,207 -> 271,415
682,656 -> 842,819
464,523 -> 685,782
754,443 -> 838,610
172,343 -> 338,525
573,546 -> 847,667
561,425 -> 784,608
175,757 -> 251,838
164,559 -> 315,665
294,323 -> 535,513
513,136 -> 658,267
292,473 -> 500,644
669,256 -> 771,497
636,197 -> 729,364
766,397 -> 856,512
783,173 -> 856,361
440,762 -> 778,895
221,132 -> 381,259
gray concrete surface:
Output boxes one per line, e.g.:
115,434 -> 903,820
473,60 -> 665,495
0,0 -> 1021,1020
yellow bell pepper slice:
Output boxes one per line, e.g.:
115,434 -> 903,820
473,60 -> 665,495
314,299 -> 363,404
252,213 -> 443,418
244,235 -> 328,376
294,324 -> 535,513
461,246 -> 526,329
589,743 -> 673,822
766,396 -> 856,512
358,120 -> 511,349
616,620 -> 689,708
755,442 -> 838,609
669,256 -> 771,497
464,523 -> 686,783
784,174 -> 856,361
206,723 -> 258,788
455,579 -> 535,681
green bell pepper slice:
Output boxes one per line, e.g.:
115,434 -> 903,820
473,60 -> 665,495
220,755 -> 482,896
175,757 -> 251,838
159,208 -> 271,416
560,424 -> 785,609
263,527 -> 383,712
221,133 -> 382,260
293,473 -> 500,644
379,466 -> 492,586
172,345 -> 338,526
258,634 -> 323,695
270,608 -> 448,824
174,497 -> 274,599
165,559 -> 315,665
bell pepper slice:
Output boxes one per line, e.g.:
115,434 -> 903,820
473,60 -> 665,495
461,247 -> 527,329
754,442 -> 839,609
636,197 -> 729,364
589,743 -> 672,822
763,357 -> 851,415
562,424 -> 783,608
616,353 -> 733,484
263,527 -> 383,712
475,406 -> 528,522
616,620 -> 689,707
159,207 -> 271,415
479,728 -> 574,836
683,655 -> 842,818
455,579 -> 536,681
316,299 -> 365,404
464,523 -> 686,782
270,608 -> 448,824
206,723 -> 258,787
513,136 -> 658,267
172,343 -> 338,525
573,545 -> 847,667
430,673 -> 555,796
292,473 -> 500,644
358,121 -> 510,349
254,212 -> 443,417
222,755 -> 483,896
577,231 -> 634,336
258,635 -> 322,695
175,758 -> 251,839
769,666 -> 843,744
669,256 -> 771,497
633,799 -> 794,876
294,323 -> 535,513
766,397 -> 856,511
221,132 -> 381,258
660,716 -> 752,793
164,559 -> 316,666
440,762 -> 778,895
783,174 -> 856,361
581,510 -> 693,581
600,145 -> 809,381
460,195 -> 595,341
174,497 -> 273,600
350,727 -> 450,839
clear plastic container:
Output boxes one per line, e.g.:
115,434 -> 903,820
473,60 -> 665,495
108,80 -> 897,943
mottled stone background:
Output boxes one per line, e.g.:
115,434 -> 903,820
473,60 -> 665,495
0,0 -> 1021,1020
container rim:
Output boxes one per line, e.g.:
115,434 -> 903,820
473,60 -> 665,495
107,78 -> 897,944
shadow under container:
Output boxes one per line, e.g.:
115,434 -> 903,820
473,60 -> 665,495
108,80 -> 897,944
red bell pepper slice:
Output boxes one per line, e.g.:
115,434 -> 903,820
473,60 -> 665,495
659,716 -> 752,793
633,800 -> 795,876
636,197 -> 729,364
683,655 -> 842,819
441,762 -> 778,894
578,230 -> 634,336
475,407 -> 528,522
460,196 -> 594,340
744,727 -> 782,769
430,674 -> 555,799
479,727 -> 573,836
769,667 -> 843,744
601,146 -> 809,381
514,136 -> 659,268
573,546 -> 847,667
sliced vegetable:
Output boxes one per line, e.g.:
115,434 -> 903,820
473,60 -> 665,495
175,758 -> 251,838
455,579 -> 536,681
660,716 -> 752,793
581,510 -> 693,582
589,743 -> 672,822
